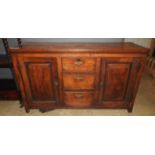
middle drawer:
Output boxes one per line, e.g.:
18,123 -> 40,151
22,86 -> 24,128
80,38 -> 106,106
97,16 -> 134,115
63,74 -> 95,90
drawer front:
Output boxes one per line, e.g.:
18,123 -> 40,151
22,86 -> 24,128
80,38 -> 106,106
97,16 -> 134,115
63,74 -> 95,90
62,58 -> 96,72
64,91 -> 94,107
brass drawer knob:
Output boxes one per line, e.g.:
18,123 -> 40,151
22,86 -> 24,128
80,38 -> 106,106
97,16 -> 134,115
74,94 -> 84,99
74,59 -> 83,65
74,75 -> 84,80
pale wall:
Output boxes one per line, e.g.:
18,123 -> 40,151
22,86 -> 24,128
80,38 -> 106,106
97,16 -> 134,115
124,38 -> 152,48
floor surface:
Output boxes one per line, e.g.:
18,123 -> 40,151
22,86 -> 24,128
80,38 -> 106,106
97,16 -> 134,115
0,72 -> 155,116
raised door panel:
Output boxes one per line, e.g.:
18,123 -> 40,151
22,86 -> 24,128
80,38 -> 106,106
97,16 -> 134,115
18,56 -> 58,108
27,63 -> 55,101
99,58 -> 139,108
103,63 -> 130,101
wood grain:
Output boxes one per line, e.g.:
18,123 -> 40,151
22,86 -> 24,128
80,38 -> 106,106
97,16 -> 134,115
64,91 -> 94,108
63,74 -> 95,90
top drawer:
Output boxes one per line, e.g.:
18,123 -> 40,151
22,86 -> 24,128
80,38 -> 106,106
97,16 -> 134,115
62,58 -> 96,72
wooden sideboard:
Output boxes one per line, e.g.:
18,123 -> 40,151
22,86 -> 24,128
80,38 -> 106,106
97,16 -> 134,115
9,42 -> 149,113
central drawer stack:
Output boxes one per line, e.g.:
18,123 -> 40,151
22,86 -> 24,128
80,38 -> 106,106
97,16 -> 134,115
62,57 -> 97,107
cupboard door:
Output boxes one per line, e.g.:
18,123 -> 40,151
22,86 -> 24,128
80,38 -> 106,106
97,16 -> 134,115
99,58 -> 140,107
18,56 -> 59,108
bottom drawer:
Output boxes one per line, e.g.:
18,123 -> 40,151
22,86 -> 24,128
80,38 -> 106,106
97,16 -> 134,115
64,91 -> 94,108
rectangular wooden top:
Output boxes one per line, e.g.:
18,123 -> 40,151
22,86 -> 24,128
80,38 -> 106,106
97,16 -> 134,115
9,42 -> 149,54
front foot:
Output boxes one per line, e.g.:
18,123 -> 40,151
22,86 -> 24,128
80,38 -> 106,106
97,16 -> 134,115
20,104 -> 24,108
19,100 -> 24,108
39,109 -> 54,113
127,108 -> 133,113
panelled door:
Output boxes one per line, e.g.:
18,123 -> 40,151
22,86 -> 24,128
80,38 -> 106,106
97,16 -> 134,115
99,58 -> 141,108
18,55 -> 59,109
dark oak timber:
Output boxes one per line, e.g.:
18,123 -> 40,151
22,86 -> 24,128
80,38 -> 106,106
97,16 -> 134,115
9,42 -> 149,113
